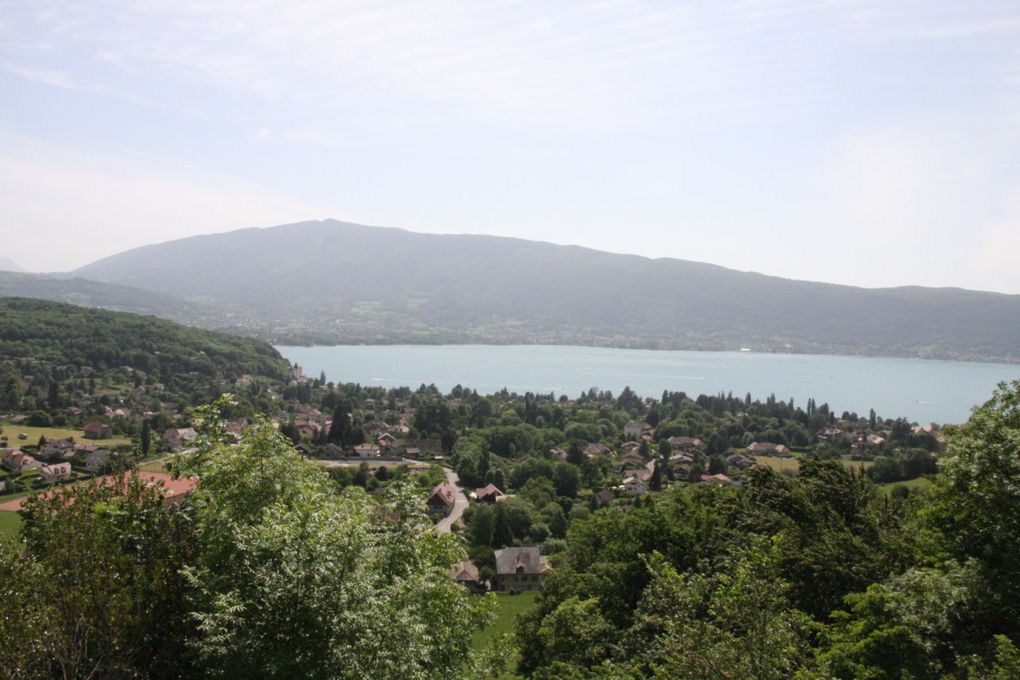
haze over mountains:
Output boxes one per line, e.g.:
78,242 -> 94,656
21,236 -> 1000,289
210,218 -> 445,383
0,257 -> 25,273
5,219 -> 1019,363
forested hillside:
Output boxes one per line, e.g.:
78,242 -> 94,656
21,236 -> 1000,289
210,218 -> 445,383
0,298 -> 289,381
0,272 -> 205,323
73,219 -> 1020,362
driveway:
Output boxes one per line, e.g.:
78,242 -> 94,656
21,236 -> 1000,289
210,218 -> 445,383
434,466 -> 469,534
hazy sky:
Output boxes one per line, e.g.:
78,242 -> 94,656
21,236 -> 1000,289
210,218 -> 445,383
2,1 -> 1019,293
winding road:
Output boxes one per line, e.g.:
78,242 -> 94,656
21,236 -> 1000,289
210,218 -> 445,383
434,467 -> 469,534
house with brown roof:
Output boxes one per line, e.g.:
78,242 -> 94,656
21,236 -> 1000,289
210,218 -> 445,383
353,443 -> 381,458
747,441 -> 791,456
696,473 -> 735,486
668,436 -> 704,451
83,421 -> 113,440
450,560 -> 485,594
427,482 -> 456,515
162,427 -> 198,451
622,468 -> 653,495
494,546 -> 550,592
474,484 -> 505,504
3,449 -> 40,473
583,442 -> 612,458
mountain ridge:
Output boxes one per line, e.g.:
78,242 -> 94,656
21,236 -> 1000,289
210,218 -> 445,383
17,217 -> 1018,363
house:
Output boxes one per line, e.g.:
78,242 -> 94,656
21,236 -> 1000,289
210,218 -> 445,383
427,482 -> 456,515
620,441 -> 641,453
450,560 -> 485,594
392,438 -> 443,457
0,470 -> 198,513
696,473 -> 735,486
494,546 -> 550,592
131,471 -> 198,504
622,468 -> 653,494
474,484 -> 505,504
595,489 -> 616,506
747,442 -> 792,456
624,420 -> 651,438
37,438 -> 75,462
668,436 -> 704,451
40,463 -> 72,483
363,421 -> 389,438
618,450 -> 645,470
583,442 -> 612,458
82,421 -> 113,440
866,434 -> 887,447
85,449 -> 113,473
725,451 -> 754,469
377,432 -> 397,450
3,449 -> 40,472
548,447 -> 567,460
162,427 -> 198,451
353,443 -> 381,458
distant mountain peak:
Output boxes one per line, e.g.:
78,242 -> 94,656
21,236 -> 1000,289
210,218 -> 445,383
0,256 -> 25,273
67,219 -> 1020,363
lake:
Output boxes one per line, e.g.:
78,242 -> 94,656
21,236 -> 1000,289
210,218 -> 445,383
276,345 -> 1020,425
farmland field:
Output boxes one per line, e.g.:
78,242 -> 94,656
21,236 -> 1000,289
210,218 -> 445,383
0,421 -> 130,448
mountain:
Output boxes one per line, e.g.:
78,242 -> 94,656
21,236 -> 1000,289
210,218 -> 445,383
0,257 -> 25,273
73,219 -> 1020,362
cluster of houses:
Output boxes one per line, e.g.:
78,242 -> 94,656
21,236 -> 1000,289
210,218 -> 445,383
426,479 -> 551,594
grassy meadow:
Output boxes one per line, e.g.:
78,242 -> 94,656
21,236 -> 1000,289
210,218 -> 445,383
1,421 -> 130,448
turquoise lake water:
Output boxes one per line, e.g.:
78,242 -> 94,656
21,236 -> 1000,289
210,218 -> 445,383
276,345 -> 1020,425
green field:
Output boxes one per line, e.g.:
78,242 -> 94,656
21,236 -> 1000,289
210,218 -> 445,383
0,421 -> 130,448
137,459 -> 167,473
0,511 -> 22,541
751,454 -> 873,473
879,476 -> 933,495
472,591 -> 540,651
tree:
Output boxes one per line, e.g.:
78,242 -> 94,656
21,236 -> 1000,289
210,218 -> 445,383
622,541 -> 815,679
19,472 -> 199,678
140,418 -> 151,456
922,380 -> 1020,639
650,461 -> 663,492
170,407 -> 488,678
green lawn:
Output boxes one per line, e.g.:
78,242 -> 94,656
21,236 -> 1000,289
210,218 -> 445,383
0,511 -> 22,541
137,459 -> 167,473
472,591 -> 540,652
751,454 -> 873,474
1,421 -> 130,448
879,476 -> 933,495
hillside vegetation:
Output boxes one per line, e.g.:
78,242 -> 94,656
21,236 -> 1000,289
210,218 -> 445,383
0,297 -> 289,381
72,219 -> 1020,362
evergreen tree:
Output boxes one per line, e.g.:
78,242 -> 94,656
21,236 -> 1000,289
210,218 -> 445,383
140,420 -> 151,456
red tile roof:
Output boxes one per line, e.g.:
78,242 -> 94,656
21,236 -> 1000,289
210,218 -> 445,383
0,470 -> 197,513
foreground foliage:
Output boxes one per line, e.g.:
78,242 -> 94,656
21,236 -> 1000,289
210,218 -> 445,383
1,403 -> 489,679
515,381 -> 1020,678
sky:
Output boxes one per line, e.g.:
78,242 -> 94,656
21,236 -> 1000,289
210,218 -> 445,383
1,0 -> 1019,293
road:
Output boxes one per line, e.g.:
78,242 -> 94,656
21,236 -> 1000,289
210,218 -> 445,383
434,467 -> 469,534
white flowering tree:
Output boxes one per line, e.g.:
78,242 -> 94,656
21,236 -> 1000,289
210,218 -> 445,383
169,404 -> 491,679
